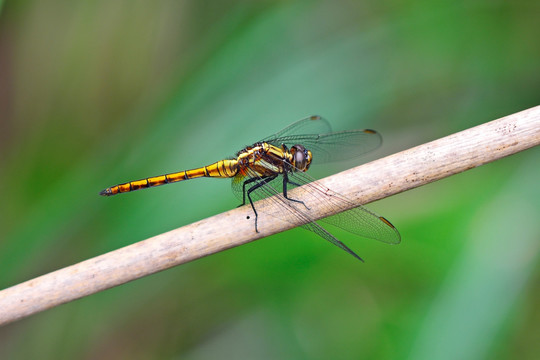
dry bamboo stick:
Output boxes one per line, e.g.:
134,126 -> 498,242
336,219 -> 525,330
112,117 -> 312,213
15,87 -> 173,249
0,105 -> 538,326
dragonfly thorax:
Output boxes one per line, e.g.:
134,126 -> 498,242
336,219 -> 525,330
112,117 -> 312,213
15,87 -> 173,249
236,143 -> 269,167
234,142 -> 312,175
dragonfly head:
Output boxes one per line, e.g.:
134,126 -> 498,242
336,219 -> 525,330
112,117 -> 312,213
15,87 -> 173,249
291,145 -> 312,172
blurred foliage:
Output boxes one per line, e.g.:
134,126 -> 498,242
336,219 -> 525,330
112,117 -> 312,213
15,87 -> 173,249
0,1 -> 539,359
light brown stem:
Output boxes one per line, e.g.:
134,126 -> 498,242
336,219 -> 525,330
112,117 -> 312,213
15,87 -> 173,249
0,105 -> 538,326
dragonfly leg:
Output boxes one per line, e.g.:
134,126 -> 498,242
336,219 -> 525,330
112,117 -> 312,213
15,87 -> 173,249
238,176 -> 261,206
282,172 -> 310,210
246,174 -> 277,232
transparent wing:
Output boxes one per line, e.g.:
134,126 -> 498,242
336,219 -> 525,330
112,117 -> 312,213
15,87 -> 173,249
276,130 -> 382,165
261,115 -> 333,141
262,116 -> 382,165
231,169 -> 366,261
231,160 -> 400,260
288,171 -> 401,244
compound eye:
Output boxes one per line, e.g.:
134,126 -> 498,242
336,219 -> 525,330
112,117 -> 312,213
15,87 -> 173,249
292,145 -> 307,171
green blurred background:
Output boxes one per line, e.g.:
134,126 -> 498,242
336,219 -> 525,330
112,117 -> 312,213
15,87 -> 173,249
0,1 -> 539,359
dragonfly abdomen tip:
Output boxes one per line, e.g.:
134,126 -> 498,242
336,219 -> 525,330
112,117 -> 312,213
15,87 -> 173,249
99,189 -> 112,196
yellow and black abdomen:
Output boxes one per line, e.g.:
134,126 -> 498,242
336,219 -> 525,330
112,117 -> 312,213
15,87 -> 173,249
99,159 -> 238,196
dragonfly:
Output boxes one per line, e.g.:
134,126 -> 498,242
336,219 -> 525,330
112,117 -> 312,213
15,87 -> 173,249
100,115 -> 400,261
